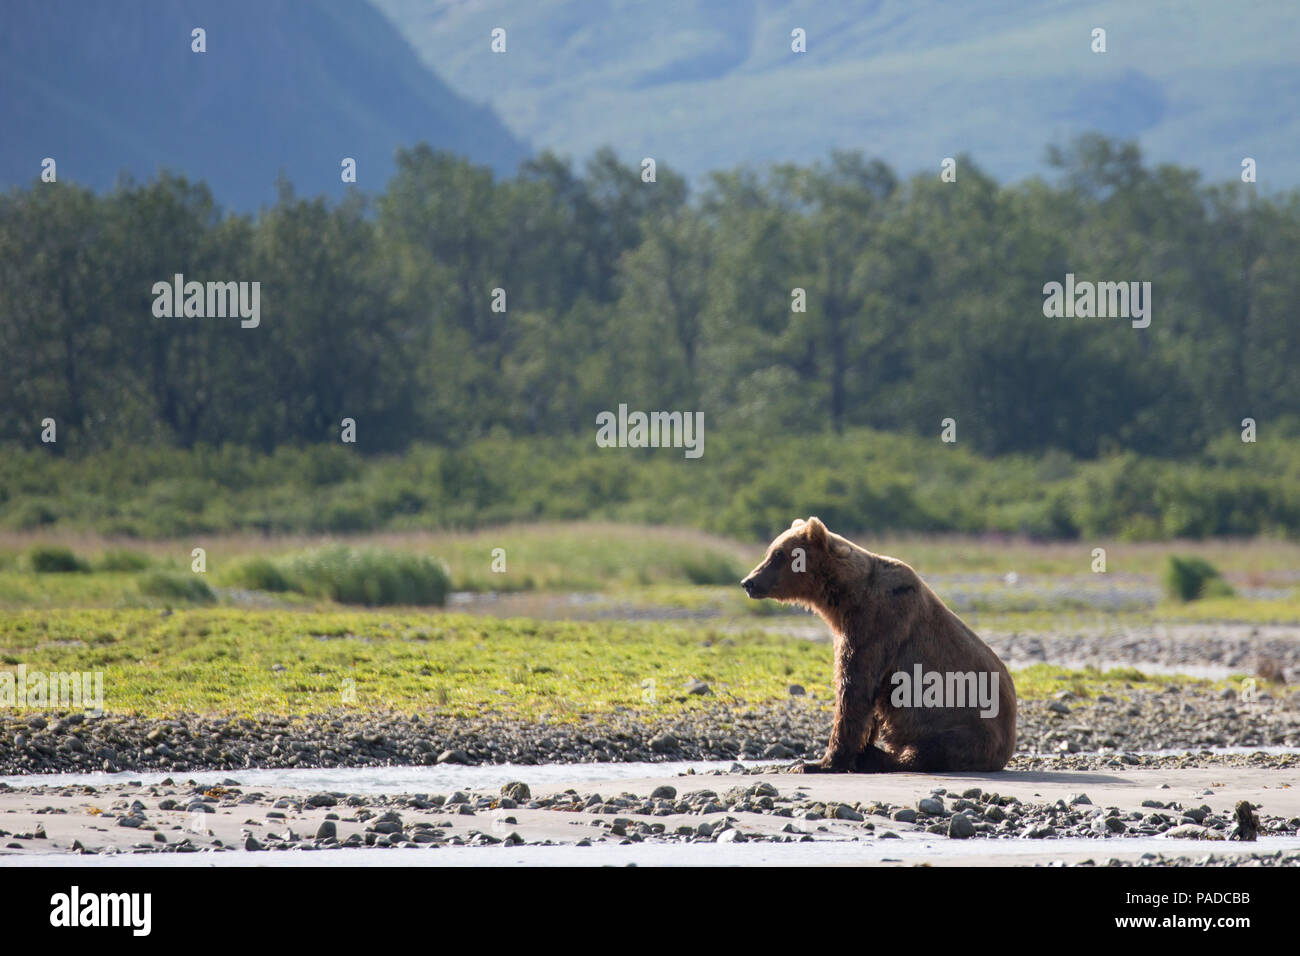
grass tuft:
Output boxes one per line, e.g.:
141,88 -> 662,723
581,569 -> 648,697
285,547 -> 450,607
96,548 -> 153,572
28,546 -> 90,574
137,571 -> 216,604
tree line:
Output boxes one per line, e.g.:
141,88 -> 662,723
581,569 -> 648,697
3,134 -> 1297,459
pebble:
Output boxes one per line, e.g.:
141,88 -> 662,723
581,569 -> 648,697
501,781 -> 531,802
648,733 -> 678,754
948,814 -> 976,839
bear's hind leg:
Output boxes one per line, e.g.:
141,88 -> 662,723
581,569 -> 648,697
853,745 -> 913,773
878,730 -> 995,773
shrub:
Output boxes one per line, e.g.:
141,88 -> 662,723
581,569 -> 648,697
1163,555 -> 1234,602
28,546 -> 90,573
679,552 -> 744,586
223,557 -> 294,592
287,547 -> 449,606
137,570 -> 216,603
96,548 -> 153,572
4,428 -> 1300,541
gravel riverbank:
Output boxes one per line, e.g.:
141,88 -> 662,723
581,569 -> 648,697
2,683 -> 1298,776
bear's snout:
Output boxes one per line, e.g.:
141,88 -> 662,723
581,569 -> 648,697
740,575 -> 764,598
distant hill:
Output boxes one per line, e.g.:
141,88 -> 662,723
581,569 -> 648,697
375,0 -> 1300,188
0,0 -> 530,209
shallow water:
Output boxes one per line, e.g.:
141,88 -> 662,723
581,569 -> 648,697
1021,745 -> 1300,758
0,759 -> 766,793
1004,659 -> 1243,680
10,835 -> 1300,867
2,750 -> 1296,793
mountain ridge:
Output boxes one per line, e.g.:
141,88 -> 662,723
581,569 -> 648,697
0,0 -> 530,209
374,0 -> 1300,188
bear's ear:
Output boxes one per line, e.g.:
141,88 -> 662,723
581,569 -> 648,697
808,517 -> 853,558
789,518 -> 806,530
805,516 -> 828,547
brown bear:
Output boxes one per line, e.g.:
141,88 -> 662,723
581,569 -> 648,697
741,517 -> 1016,773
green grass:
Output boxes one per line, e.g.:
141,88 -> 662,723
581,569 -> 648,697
1011,663 -> 1206,700
0,571 -> 148,608
5,523 -> 1297,583
136,570 -> 216,605
1153,596 -> 1300,624
0,608 -> 1286,721
877,535 -> 1300,579
95,548 -> 153,572
965,594 -> 1300,633
412,524 -> 749,592
0,609 -> 828,718
0,524 -> 755,608
1,523 -> 1293,728
0,525 -> 1295,628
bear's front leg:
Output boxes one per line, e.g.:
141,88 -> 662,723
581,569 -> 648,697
806,643 -> 883,773
792,740 -> 863,773
792,754 -> 853,774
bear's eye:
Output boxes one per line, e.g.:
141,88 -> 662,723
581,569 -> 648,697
772,549 -> 785,563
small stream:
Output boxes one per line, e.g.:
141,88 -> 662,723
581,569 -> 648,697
0,759 -> 765,793
2,749 -> 1297,794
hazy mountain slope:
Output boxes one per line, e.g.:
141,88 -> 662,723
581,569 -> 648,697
0,0 -> 529,208
376,0 -> 1300,186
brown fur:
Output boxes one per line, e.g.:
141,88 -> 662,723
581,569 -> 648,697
741,517 -> 1017,773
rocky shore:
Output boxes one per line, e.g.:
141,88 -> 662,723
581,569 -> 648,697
2,683 -> 1298,776
2,768 -> 1298,863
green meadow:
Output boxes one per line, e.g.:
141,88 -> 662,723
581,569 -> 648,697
0,523 -> 1295,719
0,607 -> 1252,721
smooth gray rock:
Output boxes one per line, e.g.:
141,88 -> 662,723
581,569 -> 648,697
948,814 -> 976,839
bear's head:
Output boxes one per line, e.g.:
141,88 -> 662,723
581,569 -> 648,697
740,516 -> 857,604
